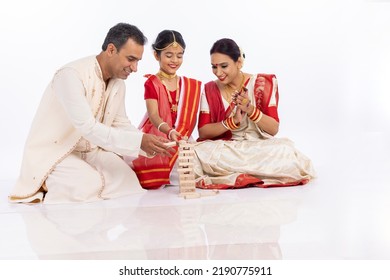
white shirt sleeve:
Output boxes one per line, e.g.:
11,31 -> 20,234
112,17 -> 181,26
52,67 -> 143,157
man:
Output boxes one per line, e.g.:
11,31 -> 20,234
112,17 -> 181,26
9,23 -> 172,204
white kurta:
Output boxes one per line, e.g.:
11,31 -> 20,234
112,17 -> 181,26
10,56 -> 146,204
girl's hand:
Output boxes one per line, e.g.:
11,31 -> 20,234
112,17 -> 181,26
168,129 -> 182,142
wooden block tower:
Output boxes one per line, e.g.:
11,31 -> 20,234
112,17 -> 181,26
177,140 -> 201,199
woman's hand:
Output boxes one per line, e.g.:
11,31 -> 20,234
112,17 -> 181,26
233,88 -> 252,113
232,107 -> 244,124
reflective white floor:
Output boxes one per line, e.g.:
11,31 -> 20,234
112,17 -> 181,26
1,131 -> 390,260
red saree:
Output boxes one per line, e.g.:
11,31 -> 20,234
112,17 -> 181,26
132,75 -> 201,189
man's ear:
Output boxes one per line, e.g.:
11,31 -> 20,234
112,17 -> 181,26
106,43 -> 117,56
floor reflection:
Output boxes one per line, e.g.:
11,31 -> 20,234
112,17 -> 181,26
15,191 -> 301,260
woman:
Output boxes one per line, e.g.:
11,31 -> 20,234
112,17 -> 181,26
130,30 -> 202,189
193,38 -> 315,189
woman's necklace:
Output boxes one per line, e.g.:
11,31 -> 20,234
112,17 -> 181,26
157,71 -> 179,112
224,72 -> 246,100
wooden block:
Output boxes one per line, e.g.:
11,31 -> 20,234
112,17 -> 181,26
183,193 -> 201,199
180,178 -> 195,182
179,149 -> 194,153
178,160 -> 194,164
177,167 -> 194,171
180,182 -> 195,186
179,173 -> 194,177
164,141 -> 177,148
182,184 -> 194,188
177,156 -> 194,160
180,179 -> 195,183
179,180 -> 195,185
180,188 -> 195,192
178,139 -> 200,198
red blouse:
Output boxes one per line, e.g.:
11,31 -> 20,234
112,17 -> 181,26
144,78 -> 181,126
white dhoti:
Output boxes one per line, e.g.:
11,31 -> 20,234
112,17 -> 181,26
44,148 -> 145,204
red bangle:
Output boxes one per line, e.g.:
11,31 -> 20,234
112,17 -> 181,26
225,116 -> 240,130
249,108 -> 263,123
221,120 -> 229,130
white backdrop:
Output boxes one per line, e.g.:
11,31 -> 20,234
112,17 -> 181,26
0,0 -> 389,181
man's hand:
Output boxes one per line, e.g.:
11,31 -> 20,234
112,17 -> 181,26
140,133 -> 175,157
